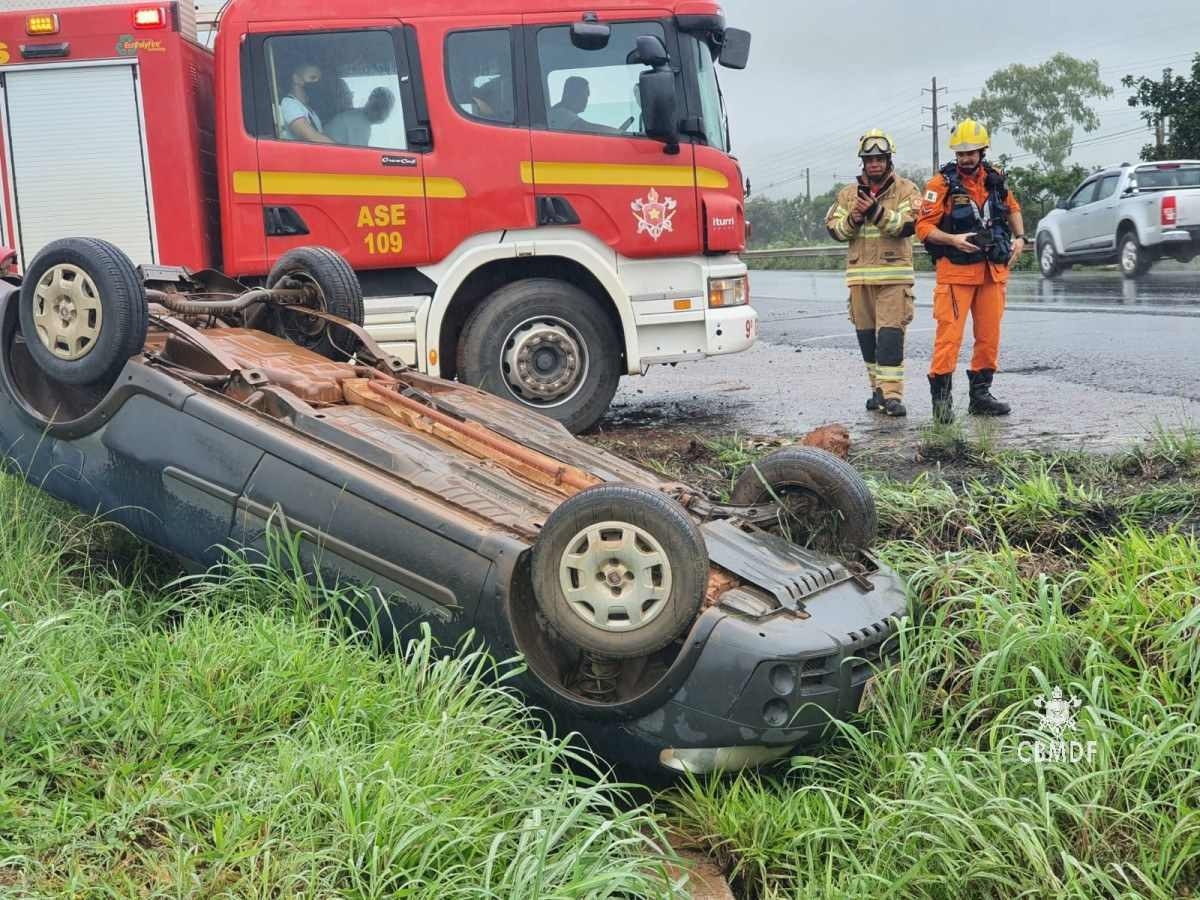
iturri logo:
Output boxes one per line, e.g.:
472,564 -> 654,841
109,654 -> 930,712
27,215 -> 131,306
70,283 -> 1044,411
1018,685 -> 1099,765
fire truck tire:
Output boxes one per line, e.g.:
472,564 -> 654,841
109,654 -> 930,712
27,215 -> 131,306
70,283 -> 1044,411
531,484 -> 707,659
457,278 -> 621,434
17,238 -> 147,387
730,447 -> 877,553
266,247 -> 365,361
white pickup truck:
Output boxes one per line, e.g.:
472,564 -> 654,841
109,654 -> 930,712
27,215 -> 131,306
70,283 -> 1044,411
1036,160 -> 1200,279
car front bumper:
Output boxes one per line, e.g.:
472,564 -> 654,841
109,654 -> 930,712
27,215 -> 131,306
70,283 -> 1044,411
579,564 -> 908,774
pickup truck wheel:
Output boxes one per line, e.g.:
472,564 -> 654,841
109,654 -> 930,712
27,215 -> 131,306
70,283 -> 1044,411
1119,233 -> 1152,279
457,279 -> 621,434
1037,237 -> 1063,279
731,447 -> 877,553
532,484 -> 707,660
266,247 -> 364,361
18,238 -> 146,386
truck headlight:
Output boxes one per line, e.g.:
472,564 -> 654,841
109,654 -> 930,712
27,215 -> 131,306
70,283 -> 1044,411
708,275 -> 748,308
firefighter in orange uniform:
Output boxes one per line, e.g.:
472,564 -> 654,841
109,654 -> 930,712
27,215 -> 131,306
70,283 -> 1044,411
916,120 -> 1026,422
825,130 -> 921,417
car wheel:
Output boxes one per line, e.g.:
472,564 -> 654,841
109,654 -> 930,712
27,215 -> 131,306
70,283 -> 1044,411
531,484 -> 707,660
17,238 -> 147,387
266,246 -> 364,361
457,278 -> 621,434
730,447 -> 878,553
1119,232 -> 1152,279
1037,237 -> 1063,279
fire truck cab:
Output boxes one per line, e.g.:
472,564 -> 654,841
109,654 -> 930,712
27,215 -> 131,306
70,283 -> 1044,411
0,0 -> 754,432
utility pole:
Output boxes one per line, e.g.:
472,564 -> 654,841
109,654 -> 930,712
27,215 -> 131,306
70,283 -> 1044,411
805,167 -> 811,203
1155,68 -> 1170,155
922,77 -> 948,173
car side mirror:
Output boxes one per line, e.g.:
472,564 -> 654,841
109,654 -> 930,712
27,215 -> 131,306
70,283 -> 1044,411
718,28 -> 751,69
571,18 -> 611,50
1056,200 -> 1069,210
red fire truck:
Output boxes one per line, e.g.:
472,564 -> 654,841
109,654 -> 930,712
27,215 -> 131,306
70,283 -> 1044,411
0,0 -> 754,432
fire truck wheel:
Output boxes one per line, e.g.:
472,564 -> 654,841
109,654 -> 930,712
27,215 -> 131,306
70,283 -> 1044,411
531,484 -> 708,660
17,238 -> 147,387
266,247 -> 365,361
457,279 -> 621,434
730,447 -> 878,554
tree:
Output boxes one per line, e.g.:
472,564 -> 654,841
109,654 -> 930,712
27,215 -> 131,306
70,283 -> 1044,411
953,53 -> 1112,170
1123,54 -> 1200,161
745,186 -> 845,249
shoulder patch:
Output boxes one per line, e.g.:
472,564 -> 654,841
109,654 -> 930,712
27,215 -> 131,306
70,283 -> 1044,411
925,190 -> 939,203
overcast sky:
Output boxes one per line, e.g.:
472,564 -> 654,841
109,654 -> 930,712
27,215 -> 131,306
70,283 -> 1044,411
718,0 -> 1200,198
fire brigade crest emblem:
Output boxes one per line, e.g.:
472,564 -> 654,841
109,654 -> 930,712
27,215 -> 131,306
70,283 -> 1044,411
1033,686 -> 1082,739
631,188 -> 677,240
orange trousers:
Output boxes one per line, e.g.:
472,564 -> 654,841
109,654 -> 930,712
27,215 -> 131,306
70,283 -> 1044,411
929,280 -> 1006,376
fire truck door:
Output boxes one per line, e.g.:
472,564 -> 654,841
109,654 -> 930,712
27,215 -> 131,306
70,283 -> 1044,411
523,14 -> 699,260
244,25 -> 431,269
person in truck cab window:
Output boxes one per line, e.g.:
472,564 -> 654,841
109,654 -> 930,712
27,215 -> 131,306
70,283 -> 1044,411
549,75 -> 612,134
327,86 -> 396,146
470,76 -> 508,122
279,63 -> 334,143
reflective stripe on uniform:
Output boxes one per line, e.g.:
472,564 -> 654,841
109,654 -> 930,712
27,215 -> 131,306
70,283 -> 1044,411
875,365 -> 905,383
846,263 -> 915,285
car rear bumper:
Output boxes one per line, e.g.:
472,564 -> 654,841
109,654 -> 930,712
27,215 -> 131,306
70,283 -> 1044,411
1159,227 -> 1200,245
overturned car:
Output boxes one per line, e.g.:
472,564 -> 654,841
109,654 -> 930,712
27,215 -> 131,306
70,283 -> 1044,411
0,239 -> 907,773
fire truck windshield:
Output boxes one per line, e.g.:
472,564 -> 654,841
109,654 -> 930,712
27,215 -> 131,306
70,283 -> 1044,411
690,35 -> 730,153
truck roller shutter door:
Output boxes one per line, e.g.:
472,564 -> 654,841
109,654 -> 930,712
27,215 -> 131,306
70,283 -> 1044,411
3,63 -> 155,268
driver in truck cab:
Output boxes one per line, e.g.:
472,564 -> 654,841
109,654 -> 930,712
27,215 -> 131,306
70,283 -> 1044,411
549,75 -> 613,134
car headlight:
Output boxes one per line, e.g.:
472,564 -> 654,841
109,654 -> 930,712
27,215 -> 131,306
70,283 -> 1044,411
708,275 -> 748,308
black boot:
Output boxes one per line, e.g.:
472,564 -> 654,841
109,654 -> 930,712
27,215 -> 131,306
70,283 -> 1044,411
866,387 -> 884,412
968,369 -> 1011,416
928,373 -> 954,424
884,398 -> 907,417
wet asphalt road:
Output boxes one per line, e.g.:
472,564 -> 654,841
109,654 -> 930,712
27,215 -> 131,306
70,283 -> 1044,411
603,267 -> 1200,452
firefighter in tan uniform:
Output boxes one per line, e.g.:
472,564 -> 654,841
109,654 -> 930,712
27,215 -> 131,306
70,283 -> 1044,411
825,131 -> 921,417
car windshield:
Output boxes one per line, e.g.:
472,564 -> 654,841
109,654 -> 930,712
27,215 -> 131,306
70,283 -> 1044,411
1133,165 -> 1200,190
689,33 -> 729,153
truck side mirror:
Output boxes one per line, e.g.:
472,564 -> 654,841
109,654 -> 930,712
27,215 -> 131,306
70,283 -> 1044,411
571,19 -> 610,51
718,28 -> 751,70
632,34 -> 669,68
638,67 -> 679,153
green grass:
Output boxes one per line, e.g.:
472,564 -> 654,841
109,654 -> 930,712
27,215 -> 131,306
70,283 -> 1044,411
0,476 -> 677,898
2,430 -> 1199,898
662,432 -> 1200,898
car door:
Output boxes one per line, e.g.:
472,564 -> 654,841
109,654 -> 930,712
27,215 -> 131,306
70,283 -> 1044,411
245,23 -> 432,269
1060,178 -> 1100,252
1085,174 -> 1123,250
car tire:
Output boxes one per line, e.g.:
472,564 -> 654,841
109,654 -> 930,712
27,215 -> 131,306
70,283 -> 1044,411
730,447 -> 878,553
1037,236 -> 1063,279
1118,232 -> 1152,279
457,278 -> 621,434
531,484 -> 707,660
266,246 -> 365,361
18,237 -> 147,387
